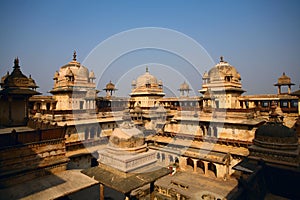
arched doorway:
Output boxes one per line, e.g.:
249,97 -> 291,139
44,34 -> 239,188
169,155 -> 174,163
187,157 -> 194,171
208,162 -> 217,177
197,160 -> 205,174
91,157 -> 98,167
157,153 -> 161,160
175,157 -> 179,164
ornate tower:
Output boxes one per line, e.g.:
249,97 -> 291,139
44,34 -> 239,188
0,58 -> 40,126
199,56 -> 245,109
50,51 -> 98,110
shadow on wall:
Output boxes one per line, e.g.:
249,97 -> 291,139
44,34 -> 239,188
0,120 -> 68,199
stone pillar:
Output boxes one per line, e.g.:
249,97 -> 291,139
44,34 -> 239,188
192,159 -> 198,173
288,86 -> 291,94
150,181 -> 155,200
203,161 -> 209,176
100,184 -> 104,200
179,157 -> 187,170
158,152 -> 163,162
277,86 -> 281,95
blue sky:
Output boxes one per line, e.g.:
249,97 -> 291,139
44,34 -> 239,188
0,0 -> 299,96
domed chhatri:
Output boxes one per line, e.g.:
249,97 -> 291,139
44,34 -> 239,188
274,72 -> 295,94
178,81 -> 191,97
103,80 -> 117,97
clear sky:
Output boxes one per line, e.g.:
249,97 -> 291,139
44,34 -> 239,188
0,0 -> 299,96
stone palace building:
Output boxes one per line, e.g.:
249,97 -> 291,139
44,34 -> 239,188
0,52 -> 299,199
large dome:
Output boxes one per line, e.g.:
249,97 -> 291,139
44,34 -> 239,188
208,56 -> 241,82
51,51 -> 96,93
136,67 -> 158,87
255,123 -> 296,139
58,53 -> 89,82
130,67 -> 164,97
254,121 -> 298,150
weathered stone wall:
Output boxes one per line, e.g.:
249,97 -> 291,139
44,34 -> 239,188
0,139 -> 68,188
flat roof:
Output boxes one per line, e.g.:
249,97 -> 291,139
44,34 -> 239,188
82,164 -> 170,194
0,170 -> 98,200
0,126 -> 34,135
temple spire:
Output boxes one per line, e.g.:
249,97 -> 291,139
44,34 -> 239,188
146,66 -> 149,72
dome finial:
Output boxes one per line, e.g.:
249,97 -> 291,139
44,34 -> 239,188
73,50 -> 77,61
146,66 -> 149,72
14,57 -> 19,67
220,56 -> 224,62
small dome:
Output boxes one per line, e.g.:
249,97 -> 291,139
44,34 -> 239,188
53,71 -> 59,80
158,80 -> 163,86
275,72 -> 294,86
109,121 -> 145,149
89,70 -> 96,79
1,71 -> 9,86
203,71 -> 209,79
105,81 -> 115,90
236,72 -> 241,80
180,81 -> 190,90
131,80 -> 136,85
28,75 -> 38,89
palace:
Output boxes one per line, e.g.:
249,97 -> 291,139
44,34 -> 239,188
0,53 -> 299,199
